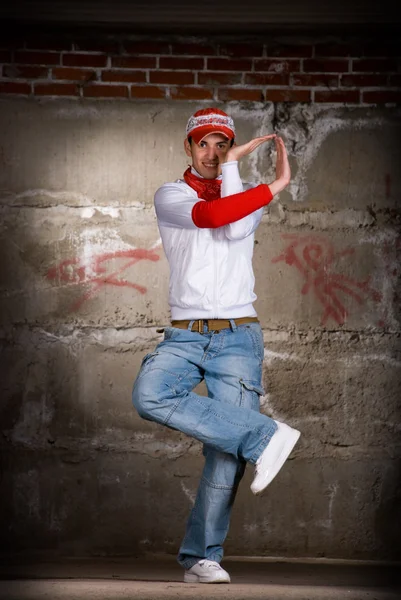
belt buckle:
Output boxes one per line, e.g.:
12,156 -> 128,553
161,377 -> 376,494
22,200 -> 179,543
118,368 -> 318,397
197,319 -> 204,333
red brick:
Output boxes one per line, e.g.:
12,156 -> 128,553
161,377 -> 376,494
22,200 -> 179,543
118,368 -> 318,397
265,44 -> 313,58
363,90 -> 401,104
341,74 -> 388,87
102,70 -> 146,83
130,85 -> 166,99
303,59 -> 349,73
363,43 -> 401,57
149,71 -> 194,84
199,72 -> 243,85
218,43 -> 263,57
254,59 -> 300,73
265,89 -> 311,102
123,41 -> 170,55
14,51 -> 60,65
245,73 -> 289,86
352,59 -> 399,73
207,58 -> 252,71
171,43 -> 216,56
0,81 -> 31,94
63,53 -> 107,68
3,65 -> 49,79
314,43 -> 363,58
314,90 -> 360,103
34,83 -> 79,96
160,57 -> 204,70
218,88 -> 264,102
73,40 -> 120,53
102,69 -> 146,83
112,56 -> 156,69
82,84 -> 129,98
170,87 -> 213,100
0,50 -> 12,62
52,67 -> 96,82
25,39 -> 72,51
291,74 -> 339,87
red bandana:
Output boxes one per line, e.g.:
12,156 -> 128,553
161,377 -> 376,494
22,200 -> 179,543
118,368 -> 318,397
183,167 -> 222,201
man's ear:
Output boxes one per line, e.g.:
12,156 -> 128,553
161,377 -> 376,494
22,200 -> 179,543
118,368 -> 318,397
184,138 -> 192,158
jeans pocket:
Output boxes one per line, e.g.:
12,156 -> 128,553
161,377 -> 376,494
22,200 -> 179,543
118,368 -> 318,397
240,379 -> 265,411
242,323 -> 264,363
163,327 -> 181,341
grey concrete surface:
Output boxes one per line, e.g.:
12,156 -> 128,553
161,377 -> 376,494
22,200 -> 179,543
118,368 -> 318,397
0,98 -> 400,561
0,557 -> 400,600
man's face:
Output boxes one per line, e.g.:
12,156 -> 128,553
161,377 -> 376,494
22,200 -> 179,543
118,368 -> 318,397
184,133 -> 231,179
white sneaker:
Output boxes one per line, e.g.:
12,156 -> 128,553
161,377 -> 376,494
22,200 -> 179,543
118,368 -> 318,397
251,420 -> 301,495
184,559 -> 231,584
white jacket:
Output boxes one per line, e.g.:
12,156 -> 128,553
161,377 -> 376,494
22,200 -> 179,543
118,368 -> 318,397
154,161 -> 263,320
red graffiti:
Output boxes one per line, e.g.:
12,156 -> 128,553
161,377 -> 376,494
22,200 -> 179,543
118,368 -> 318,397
47,248 -> 160,311
271,234 -> 382,325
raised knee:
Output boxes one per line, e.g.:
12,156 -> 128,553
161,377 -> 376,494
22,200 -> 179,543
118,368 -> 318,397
132,381 -> 152,420
132,375 -> 176,423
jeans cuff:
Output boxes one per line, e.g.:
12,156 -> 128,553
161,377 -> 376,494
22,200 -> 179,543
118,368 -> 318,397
179,557 -> 201,570
250,422 -> 278,464
178,554 -> 222,570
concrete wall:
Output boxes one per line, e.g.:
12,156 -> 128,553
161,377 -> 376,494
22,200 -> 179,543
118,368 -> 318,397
1,85 -> 400,558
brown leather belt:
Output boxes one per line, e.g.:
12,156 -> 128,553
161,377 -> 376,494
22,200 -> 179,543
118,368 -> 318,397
171,317 -> 259,333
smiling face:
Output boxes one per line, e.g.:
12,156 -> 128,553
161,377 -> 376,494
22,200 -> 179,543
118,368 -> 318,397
184,133 -> 231,180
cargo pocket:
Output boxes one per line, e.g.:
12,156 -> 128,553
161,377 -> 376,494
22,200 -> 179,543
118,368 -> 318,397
240,379 -> 265,411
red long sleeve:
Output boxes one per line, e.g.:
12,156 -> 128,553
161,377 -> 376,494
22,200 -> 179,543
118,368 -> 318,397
191,184 -> 273,229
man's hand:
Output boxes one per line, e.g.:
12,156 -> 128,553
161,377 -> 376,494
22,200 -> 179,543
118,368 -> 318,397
268,136 -> 291,196
225,134 -> 276,163
224,134 -> 290,197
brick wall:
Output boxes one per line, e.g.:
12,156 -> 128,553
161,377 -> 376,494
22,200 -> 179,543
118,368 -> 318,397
1,35 -> 400,104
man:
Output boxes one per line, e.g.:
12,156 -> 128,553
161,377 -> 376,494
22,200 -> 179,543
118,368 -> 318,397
132,107 -> 300,584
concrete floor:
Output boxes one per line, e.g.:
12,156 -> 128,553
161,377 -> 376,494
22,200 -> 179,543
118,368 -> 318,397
0,555 -> 400,600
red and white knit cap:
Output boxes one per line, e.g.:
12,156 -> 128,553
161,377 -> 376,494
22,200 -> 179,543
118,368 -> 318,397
186,107 -> 235,144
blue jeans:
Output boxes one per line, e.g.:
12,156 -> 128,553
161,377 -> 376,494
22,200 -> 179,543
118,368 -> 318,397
132,320 -> 277,569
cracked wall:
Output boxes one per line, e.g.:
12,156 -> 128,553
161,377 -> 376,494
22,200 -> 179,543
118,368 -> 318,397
0,98 -> 400,560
